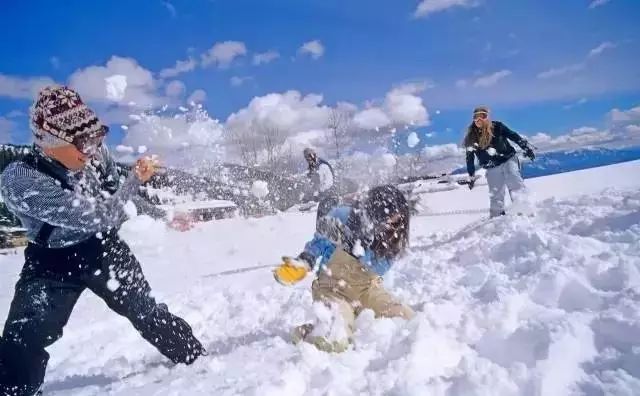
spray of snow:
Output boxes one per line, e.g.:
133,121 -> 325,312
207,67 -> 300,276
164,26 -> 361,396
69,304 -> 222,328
105,74 -> 128,101
381,153 -> 397,168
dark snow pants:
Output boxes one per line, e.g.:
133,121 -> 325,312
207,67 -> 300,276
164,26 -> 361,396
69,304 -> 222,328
0,232 -> 203,396
316,190 -> 340,222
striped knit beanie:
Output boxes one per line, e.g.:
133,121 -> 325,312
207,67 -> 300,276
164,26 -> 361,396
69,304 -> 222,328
31,85 -> 105,148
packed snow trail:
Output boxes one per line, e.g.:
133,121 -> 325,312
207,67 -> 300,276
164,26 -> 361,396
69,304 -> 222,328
0,160 -> 639,395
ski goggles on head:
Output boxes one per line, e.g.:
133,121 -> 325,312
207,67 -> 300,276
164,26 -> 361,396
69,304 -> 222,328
73,126 -> 108,156
473,112 -> 488,120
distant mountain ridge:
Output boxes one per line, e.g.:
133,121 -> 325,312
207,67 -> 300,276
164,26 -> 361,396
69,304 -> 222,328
522,146 -> 640,178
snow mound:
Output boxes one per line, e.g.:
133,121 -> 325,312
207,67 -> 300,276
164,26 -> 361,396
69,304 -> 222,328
391,189 -> 640,395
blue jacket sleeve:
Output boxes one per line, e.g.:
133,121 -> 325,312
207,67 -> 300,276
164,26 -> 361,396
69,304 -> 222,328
299,233 -> 336,272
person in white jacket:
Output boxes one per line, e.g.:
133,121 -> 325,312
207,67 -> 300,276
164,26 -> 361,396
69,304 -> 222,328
303,148 -> 338,219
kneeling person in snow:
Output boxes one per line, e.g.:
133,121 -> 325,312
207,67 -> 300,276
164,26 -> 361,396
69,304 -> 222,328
303,148 -> 338,219
274,185 -> 415,352
464,106 -> 535,218
0,86 -> 204,396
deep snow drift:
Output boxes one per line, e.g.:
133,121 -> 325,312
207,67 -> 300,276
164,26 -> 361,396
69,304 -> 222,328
1,160 -> 639,395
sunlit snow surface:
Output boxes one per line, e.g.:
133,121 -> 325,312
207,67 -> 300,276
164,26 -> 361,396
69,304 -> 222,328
1,161 -> 639,395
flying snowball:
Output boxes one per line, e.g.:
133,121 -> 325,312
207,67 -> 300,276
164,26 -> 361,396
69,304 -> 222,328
407,132 -> 420,148
251,180 -> 269,199
105,75 -> 127,101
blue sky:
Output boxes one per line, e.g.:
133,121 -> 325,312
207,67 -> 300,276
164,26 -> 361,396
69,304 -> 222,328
0,0 -> 639,151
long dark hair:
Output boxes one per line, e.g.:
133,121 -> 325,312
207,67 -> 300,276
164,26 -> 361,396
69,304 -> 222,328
364,185 -> 410,259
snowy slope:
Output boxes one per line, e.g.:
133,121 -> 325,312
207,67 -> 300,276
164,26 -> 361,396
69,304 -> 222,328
1,160 -> 639,395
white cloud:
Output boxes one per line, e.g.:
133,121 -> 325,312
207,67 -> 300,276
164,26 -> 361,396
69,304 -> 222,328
353,108 -> 392,130
226,91 -> 331,134
69,56 -> 158,107
353,83 -> 430,130
165,80 -> 186,97
529,127 -> 616,151
472,70 -> 512,87
537,63 -> 585,79
384,83 -> 430,126
162,1 -> 177,17
563,97 -> 588,110
5,110 -> 24,118
414,0 -> 478,18
284,129 -> 329,152
159,58 -> 197,79
589,0 -> 611,9
230,76 -> 253,87
422,143 -> 463,160
527,104 -> 640,151
0,74 -> 56,99
201,41 -> 247,68
0,117 -> 15,143
455,79 -> 468,88
299,40 -> 325,60
536,42 -> 615,82
188,89 -> 207,104
608,105 -> 640,124
253,50 -> 280,66
626,125 -> 640,135
588,41 -> 616,58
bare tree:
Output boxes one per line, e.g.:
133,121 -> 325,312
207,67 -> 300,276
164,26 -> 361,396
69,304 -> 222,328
327,108 -> 353,161
255,123 -> 289,172
409,149 -> 423,178
225,126 -> 259,166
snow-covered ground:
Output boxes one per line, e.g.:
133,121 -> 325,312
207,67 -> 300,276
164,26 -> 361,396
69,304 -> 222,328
1,160 -> 639,395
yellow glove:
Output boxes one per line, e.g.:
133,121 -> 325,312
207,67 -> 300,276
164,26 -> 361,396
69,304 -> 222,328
273,257 -> 310,286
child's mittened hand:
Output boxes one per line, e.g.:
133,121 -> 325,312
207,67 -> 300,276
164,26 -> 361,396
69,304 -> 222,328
273,257 -> 309,286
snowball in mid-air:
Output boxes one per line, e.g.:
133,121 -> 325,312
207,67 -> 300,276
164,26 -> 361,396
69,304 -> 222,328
116,145 -> 134,154
407,131 -> 420,148
105,75 -> 127,101
251,180 -> 269,199
106,278 -> 121,292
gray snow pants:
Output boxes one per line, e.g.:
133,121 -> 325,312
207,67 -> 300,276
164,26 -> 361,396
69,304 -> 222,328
485,156 -> 526,218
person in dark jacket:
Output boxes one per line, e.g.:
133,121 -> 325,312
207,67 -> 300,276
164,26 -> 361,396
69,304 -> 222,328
0,86 -> 204,396
464,106 -> 535,218
273,185 -> 414,352
303,148 -> 339,220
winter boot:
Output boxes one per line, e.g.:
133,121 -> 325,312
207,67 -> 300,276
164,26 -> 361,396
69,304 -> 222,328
306,335 -> 350,353
291,323 -> 314,344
